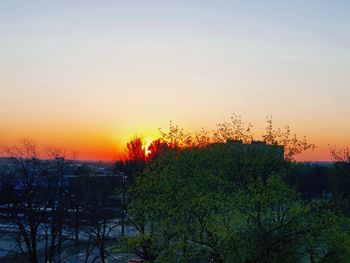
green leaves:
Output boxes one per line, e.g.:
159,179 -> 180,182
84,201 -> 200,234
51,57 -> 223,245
122,142 -> 349,262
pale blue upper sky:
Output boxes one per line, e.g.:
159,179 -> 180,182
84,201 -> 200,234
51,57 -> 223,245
0,0 -> 349,160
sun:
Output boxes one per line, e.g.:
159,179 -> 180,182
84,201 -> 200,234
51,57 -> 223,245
144,137 -> 154,156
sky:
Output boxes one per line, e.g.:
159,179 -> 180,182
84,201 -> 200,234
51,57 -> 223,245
0,0 -> 349,161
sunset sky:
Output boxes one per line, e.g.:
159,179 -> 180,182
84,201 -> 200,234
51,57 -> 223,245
0,1 -> 349,161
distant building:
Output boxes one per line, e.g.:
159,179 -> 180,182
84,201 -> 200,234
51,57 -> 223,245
225,140 -> 284,160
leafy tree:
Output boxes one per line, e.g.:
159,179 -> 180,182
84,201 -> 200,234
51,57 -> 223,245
158,121 -> 193,149
121,141 -> 350,262
126,137 -> 147,163
262,116 -> 316,161
288,163 -> 330,199
157,114 -> 315,161
330,147 -> 350,163
329,146 -> 350,215
213,113 -> 254,144
147,139 -> 170,161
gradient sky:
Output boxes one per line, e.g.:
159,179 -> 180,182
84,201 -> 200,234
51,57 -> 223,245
0,0 -> 349,161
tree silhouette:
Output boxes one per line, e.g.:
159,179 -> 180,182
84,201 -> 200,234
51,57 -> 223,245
262,116 -> 316,161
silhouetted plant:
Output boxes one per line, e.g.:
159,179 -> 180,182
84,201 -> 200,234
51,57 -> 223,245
262,116 -> 316,161
213,113 -> 254,144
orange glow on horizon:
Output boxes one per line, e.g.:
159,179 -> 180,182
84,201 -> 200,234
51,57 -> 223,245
0,135 -> 344,162
1,120 -> 348,162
